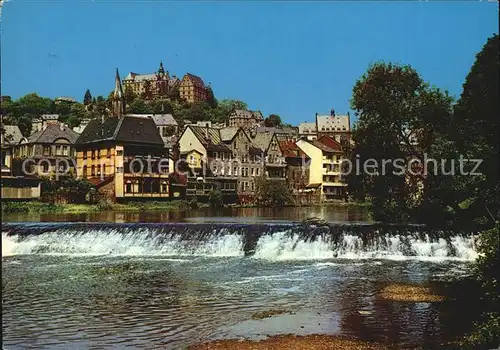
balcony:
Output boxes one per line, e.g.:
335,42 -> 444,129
322,181 -> 346,187
322,169 -> 340,175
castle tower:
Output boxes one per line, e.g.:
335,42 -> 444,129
156,61 -> 170,97
112,68 -> 125,117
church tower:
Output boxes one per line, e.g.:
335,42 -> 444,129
112,68 -> 125,117
156,61 -> 170,98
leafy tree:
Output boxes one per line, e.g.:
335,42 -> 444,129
168,85 -> 181,102
218,99 -> 247,112
83,89 -> 93,105
348,62 -> 453,223
208,189 -> 223,208
452,34 -> 499,223
141,81 -> 153,100
457,222 -> 500,349
95,96 -> 109,117
124,86 -> 137,105
255,177 -> 294,207
129,98 -> 152,114
206,87 -> 217,108
264,114 -> 282,127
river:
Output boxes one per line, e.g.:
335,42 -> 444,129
1,206 -> 481,349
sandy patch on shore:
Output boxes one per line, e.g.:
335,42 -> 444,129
189,334 -> 392,349
379,284 -> 445,302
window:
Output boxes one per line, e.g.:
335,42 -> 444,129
83,151 -> 87,159
62,146 -> 69,156
214,152 -> 218,159
43,146 -> 50,156
116,167 -> 124,173
251,182 -> 254,191
256,168 -> 260,176
125,182 -> 132,193
107,148 -> 111,158
91,165 -> 95,176
233,167 -> 238,176
161,182 -> 168,193
42,162 -> 49,173
117,150 -> 123,156
55,145 -> 62,156
82,166 -> 87,178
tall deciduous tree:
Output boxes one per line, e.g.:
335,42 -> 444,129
264,114 -> 282,127
348,62 -> 453,223
453,34 -> 499,223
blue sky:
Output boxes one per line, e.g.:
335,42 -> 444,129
1,1 -> 498,125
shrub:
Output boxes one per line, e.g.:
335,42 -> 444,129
208,190 -> 223,208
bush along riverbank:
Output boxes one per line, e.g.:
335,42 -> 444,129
0,199 -> 206,214
0,196 -> 369,214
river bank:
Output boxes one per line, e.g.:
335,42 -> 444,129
0,199 -> 369,214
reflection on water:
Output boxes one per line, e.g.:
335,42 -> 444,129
2,206 -> 369,224
2,255 -> 478,349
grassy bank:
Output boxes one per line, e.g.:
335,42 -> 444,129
0,200 -> 203,214
1,199 -> 369,214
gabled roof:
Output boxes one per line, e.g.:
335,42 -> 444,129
252,132 -> 275,153
182,125 -> 233,153
219,127 -> 239,142
230,110 -> 263,120
312,135 -> 343,153
2,125 -> 23,146
125,114 -> 178,126
27,124 -> 80,144
279,140 -> 310,159
188,125 -> 222,145
183,73 -> 205,87
76,116 -> 163,146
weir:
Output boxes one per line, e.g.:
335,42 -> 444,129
2,222 -> 478,261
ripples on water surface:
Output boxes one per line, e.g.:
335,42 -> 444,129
2,222 -> 480,349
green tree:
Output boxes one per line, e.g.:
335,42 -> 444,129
83,89 -> 93,105
124,86 -> 137,105
255,177 -> 294,207
95,96 -> 109,117
206,87 -> 217,108
348,62 -> 453,223
141,81 -> 153,100
218,99 -> 247,112
264,114 -> 282,127
452,34 -> 499,224
129,98 -> 152,114
208,189 -> 223,208
458,222 -> 500,349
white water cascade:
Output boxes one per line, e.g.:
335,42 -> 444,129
2,225 -> 478,261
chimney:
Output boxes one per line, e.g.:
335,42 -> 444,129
330,108 -> 335,117
205,124 -> 209,140
60,123 -> 64,131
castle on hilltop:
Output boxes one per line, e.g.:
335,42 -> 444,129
121,61 -> 211,104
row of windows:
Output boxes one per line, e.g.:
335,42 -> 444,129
125,181 -> 168,194
15,145 -> 73,157
83,149 -> 121,159
213,166 -> 260,177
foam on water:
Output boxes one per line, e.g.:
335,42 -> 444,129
2,224 -> 478,261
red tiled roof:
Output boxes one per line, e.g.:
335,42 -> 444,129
185,73 -> 205,87
279,140 -> 310,158
315,135 -> 343,152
